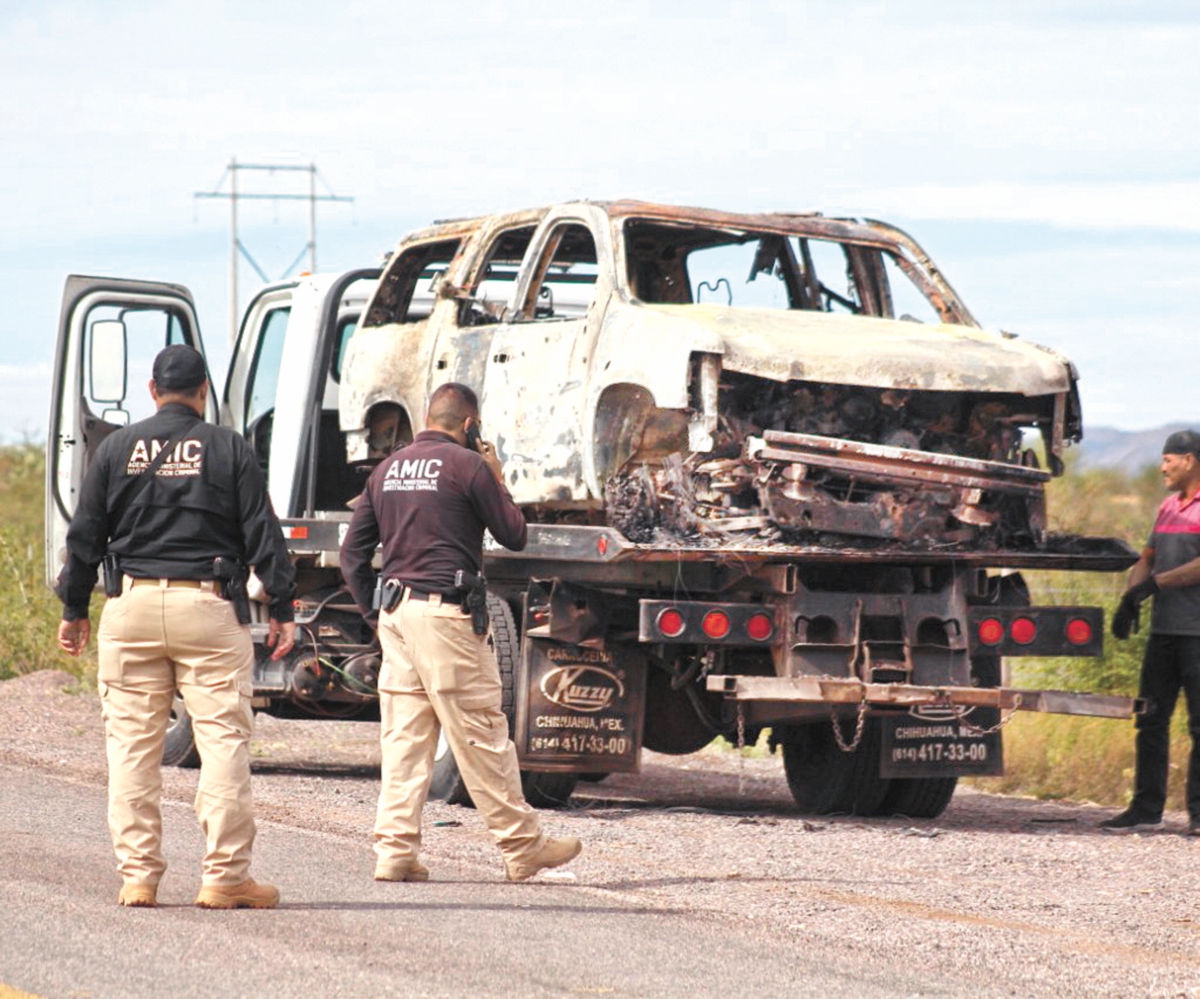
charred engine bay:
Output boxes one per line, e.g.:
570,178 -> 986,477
716,374 -> 1044,464
604,376 -> 1061,552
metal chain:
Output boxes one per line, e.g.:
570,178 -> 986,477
830,698 -> 868,753
955,694 -> 1023,737
736,701 -> 746,797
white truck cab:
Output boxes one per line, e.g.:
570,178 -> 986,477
46,269 -> 379,584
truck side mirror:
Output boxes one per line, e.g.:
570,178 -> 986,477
88,318 -> 128,408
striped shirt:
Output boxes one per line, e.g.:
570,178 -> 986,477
1148,491 -> 1200,635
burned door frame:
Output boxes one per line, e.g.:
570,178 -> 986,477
481,212 -> 609,506
340,236 -> 470,464
423,219 -> 543,412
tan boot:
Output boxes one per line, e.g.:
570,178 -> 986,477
194,878 -> 280,909
374,858 -> 430,882
505,836 -> 582,882
117,883 -> 157,907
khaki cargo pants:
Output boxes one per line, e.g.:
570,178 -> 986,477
375,591 -> 543,870
97,577 -> 257,888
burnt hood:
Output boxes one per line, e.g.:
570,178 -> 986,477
641,303 -> 1073,397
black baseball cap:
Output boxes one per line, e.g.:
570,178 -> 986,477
152,344 -> 207,391
1162,430 -> 1200,458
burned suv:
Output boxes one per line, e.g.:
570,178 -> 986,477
341,200 -> 1077,549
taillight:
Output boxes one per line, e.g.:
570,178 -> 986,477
978,618 -> 1004,646
1065,617 -> 1093,646
597,535 -> 608,556
746,613 -> 774,641
657,608 -> 686,638
1010,617 -> 1037,645
701,610 -> 731,640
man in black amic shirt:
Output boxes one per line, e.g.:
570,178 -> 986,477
340,382 -> 582,883
56,345 -> 296,908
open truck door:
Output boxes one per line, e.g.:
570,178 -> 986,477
45,275 -> 216,588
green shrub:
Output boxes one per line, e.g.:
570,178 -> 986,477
0,445 -> 94,681
975,711 -> 1192,811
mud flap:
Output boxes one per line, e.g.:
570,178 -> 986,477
514,633 -> 647,774
879,712 -> 1003,778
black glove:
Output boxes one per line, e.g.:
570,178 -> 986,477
1126,576 -> 1159,605
1111,593 -> 1140,640
1111,575 -> 1159,640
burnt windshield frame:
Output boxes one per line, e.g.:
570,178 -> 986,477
622,216 -> 952,321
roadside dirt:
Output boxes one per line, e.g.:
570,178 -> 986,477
4,670 -> 1199,998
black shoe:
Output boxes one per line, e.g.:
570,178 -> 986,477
1187,821 -> 1200,838
1099,809 -> 1163,833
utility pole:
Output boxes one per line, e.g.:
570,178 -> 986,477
195,159 -> 354,343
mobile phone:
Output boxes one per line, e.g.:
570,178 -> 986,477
465,419 -> 483,451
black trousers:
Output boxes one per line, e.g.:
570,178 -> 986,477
1131,634 -> 1200,821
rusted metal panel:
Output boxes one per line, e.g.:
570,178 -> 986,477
704,674 -> 1143,720
757,431 -> 1050,492
479,524 -> 1139,574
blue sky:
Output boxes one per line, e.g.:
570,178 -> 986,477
2,0 -> 1197,441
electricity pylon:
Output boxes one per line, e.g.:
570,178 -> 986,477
195,159 -> 354,343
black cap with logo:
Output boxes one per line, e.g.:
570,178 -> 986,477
152,345 -> 207,392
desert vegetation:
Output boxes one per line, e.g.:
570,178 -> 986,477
0,444 -> 94,680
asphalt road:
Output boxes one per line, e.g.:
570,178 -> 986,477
0,764 -> 957,999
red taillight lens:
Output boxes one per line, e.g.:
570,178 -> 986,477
657,608 -> 686,638
978,618 -> 1004,646
597,535 -> 608,556
1066,618 -> 1093,645
746,613 -> 774,641
1010,617 -> 1037,645
701,610 -> 731,640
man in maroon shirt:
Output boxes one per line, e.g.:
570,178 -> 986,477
1103,430 -> 1200,835
340,382 -> 582,881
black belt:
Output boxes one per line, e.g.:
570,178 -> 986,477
403,586 -> 464,607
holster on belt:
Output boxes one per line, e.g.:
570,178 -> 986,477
454,569 -> 489,636
213,556 -> 252,625
379,578 -> 404,613
101,553 -> 122,598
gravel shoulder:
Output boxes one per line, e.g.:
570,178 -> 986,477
4,671 -> 1200,998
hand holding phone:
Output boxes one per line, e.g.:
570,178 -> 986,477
465,418 -> 503,482
465,419 -> 483,452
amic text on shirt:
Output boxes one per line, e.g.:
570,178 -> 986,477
125,438 -> 204,478
382,457 -> 443,493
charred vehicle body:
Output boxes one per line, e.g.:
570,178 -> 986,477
49,202 -> 1139,818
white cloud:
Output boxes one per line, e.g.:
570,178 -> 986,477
857,182 -> 1200,233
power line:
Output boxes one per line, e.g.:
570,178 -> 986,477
194,158 -> 354,343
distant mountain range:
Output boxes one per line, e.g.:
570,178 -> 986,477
1074,423 -> 1198,475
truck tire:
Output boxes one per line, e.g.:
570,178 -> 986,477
429,730 -> 472,805
880,776 -> 958,819
780,718 -> 891,816
427,594 -> 577,809
642,662 -> 720,755
162,694 -> 200,768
